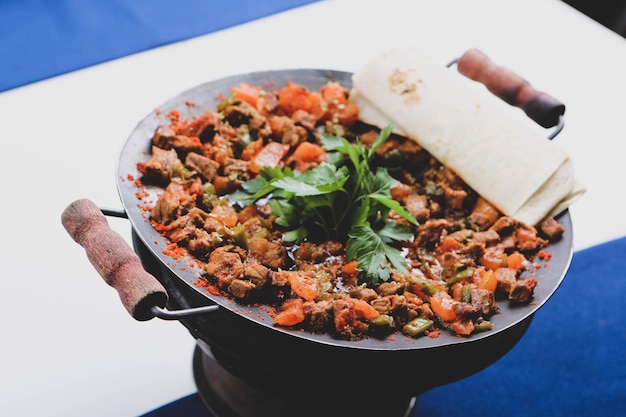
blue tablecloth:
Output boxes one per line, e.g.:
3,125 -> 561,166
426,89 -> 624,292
0,0 -> 318,92
143,236 -> 626,417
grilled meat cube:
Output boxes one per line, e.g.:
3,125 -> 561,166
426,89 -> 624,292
509,278 -> 537,303
470,287 -> 497,315
142,146 -> 183,185
247,237 -> 287,270
204,247 -> 244,290
303,300 -> 333,333
349,287 -> 378,302
185,152 -> 219,182
229,278 -> 256,299
152,126 -> 203,153
540,216 -> 565,241
243,263 -> 271,288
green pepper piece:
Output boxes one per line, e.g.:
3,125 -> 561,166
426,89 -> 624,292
461,284 -> 472,303
407,274 -> 441,296
403,317 -> 434,337
474,317 -> 493,332
371,314 -> 394,327
445,265 -> 475,285
221,223 -> 248,249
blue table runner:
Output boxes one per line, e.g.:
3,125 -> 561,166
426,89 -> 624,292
143,236 -> 626,417
0,0 -> 318,92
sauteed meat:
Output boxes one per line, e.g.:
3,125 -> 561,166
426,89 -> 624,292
135,80 -> 563,340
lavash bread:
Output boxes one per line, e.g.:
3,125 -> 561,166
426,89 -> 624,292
351,48 -> 582,226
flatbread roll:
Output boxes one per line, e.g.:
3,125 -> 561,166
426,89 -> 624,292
351,48 -> 583,226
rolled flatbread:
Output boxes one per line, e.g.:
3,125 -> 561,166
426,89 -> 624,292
351,48 -> 582,226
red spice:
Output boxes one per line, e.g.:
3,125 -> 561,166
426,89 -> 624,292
185,100 -> 195,107
163,242 -> 186,260
135,190 -> 149,200
138,203 -> 153,212
167,109 -> 180,122
538,249 -> 552,261
150,220 -> 168,233
427,329 -> 441,338
134,179 -> 143,188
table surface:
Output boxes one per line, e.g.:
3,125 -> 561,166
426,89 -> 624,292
1,1 -> 625,416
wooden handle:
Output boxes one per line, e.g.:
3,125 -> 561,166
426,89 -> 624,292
61,199 -> 168,321
457,48 -> 565,128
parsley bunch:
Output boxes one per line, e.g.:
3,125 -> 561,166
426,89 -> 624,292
230,125 -> 418,285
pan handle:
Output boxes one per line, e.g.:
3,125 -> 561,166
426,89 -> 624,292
450,48 -> 565,131
62,199 -> 223,321
62,199 -> 168,321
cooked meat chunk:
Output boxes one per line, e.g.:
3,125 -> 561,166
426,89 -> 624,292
540,216 -> 565,241
151,180 -> 197,225
303,300 -> 333,333
270,270 -> 291,287
243,263 -> 271,288
247,237 -> 287,269
405,194 -> 431,222
377,282 -> 404,296
291,109 -> 317,131
332,298 -> 368,339
515,226 -> 547,252
490,216 -> 519,235
370,297 -> 392,315
442,183 -> 468,210
470,197 -> 501,229
508,278 -> 537,303
142,146 -> 184,185
222,157 -> 250,180
349,287 -> 378,302
470,288 -> 497,315
185,152 -> 219,182
152,126 -> 203,153
415,218 -> 454,248
495,267 -> 518,294
295,241 -> 343,264
204,247 -> 244,289
388,295 -> 419,326
229,279 -> 256,299
471,229 -> 501,246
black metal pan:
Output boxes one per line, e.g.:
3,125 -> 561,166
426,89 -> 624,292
62,50 -> 572,398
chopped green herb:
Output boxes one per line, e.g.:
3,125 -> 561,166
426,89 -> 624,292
229,125 -> 418,285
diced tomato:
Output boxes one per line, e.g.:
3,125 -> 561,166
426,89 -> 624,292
240,138 -> 264,161
274,298 -> 305,326
211,204 -> 238,227
287,271 -> 319,301
506,251 -> 526,270
450,319 -> 475,335
335,102 -> 360,127
286,141 -> 326,172
232,82 -> 262,109
480,245 -> 506,271
277,81 -> 324,119
352,298 -> 380,320
429,292 -> 457,322
437,236 -> 462,254
473,268 -> 498,292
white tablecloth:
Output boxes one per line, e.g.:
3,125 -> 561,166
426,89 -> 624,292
1,1 -> 625,416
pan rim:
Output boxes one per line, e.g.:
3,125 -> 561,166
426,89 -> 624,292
115,68 -> 574,351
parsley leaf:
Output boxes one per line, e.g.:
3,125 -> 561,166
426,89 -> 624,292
231,125 -> 419,285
